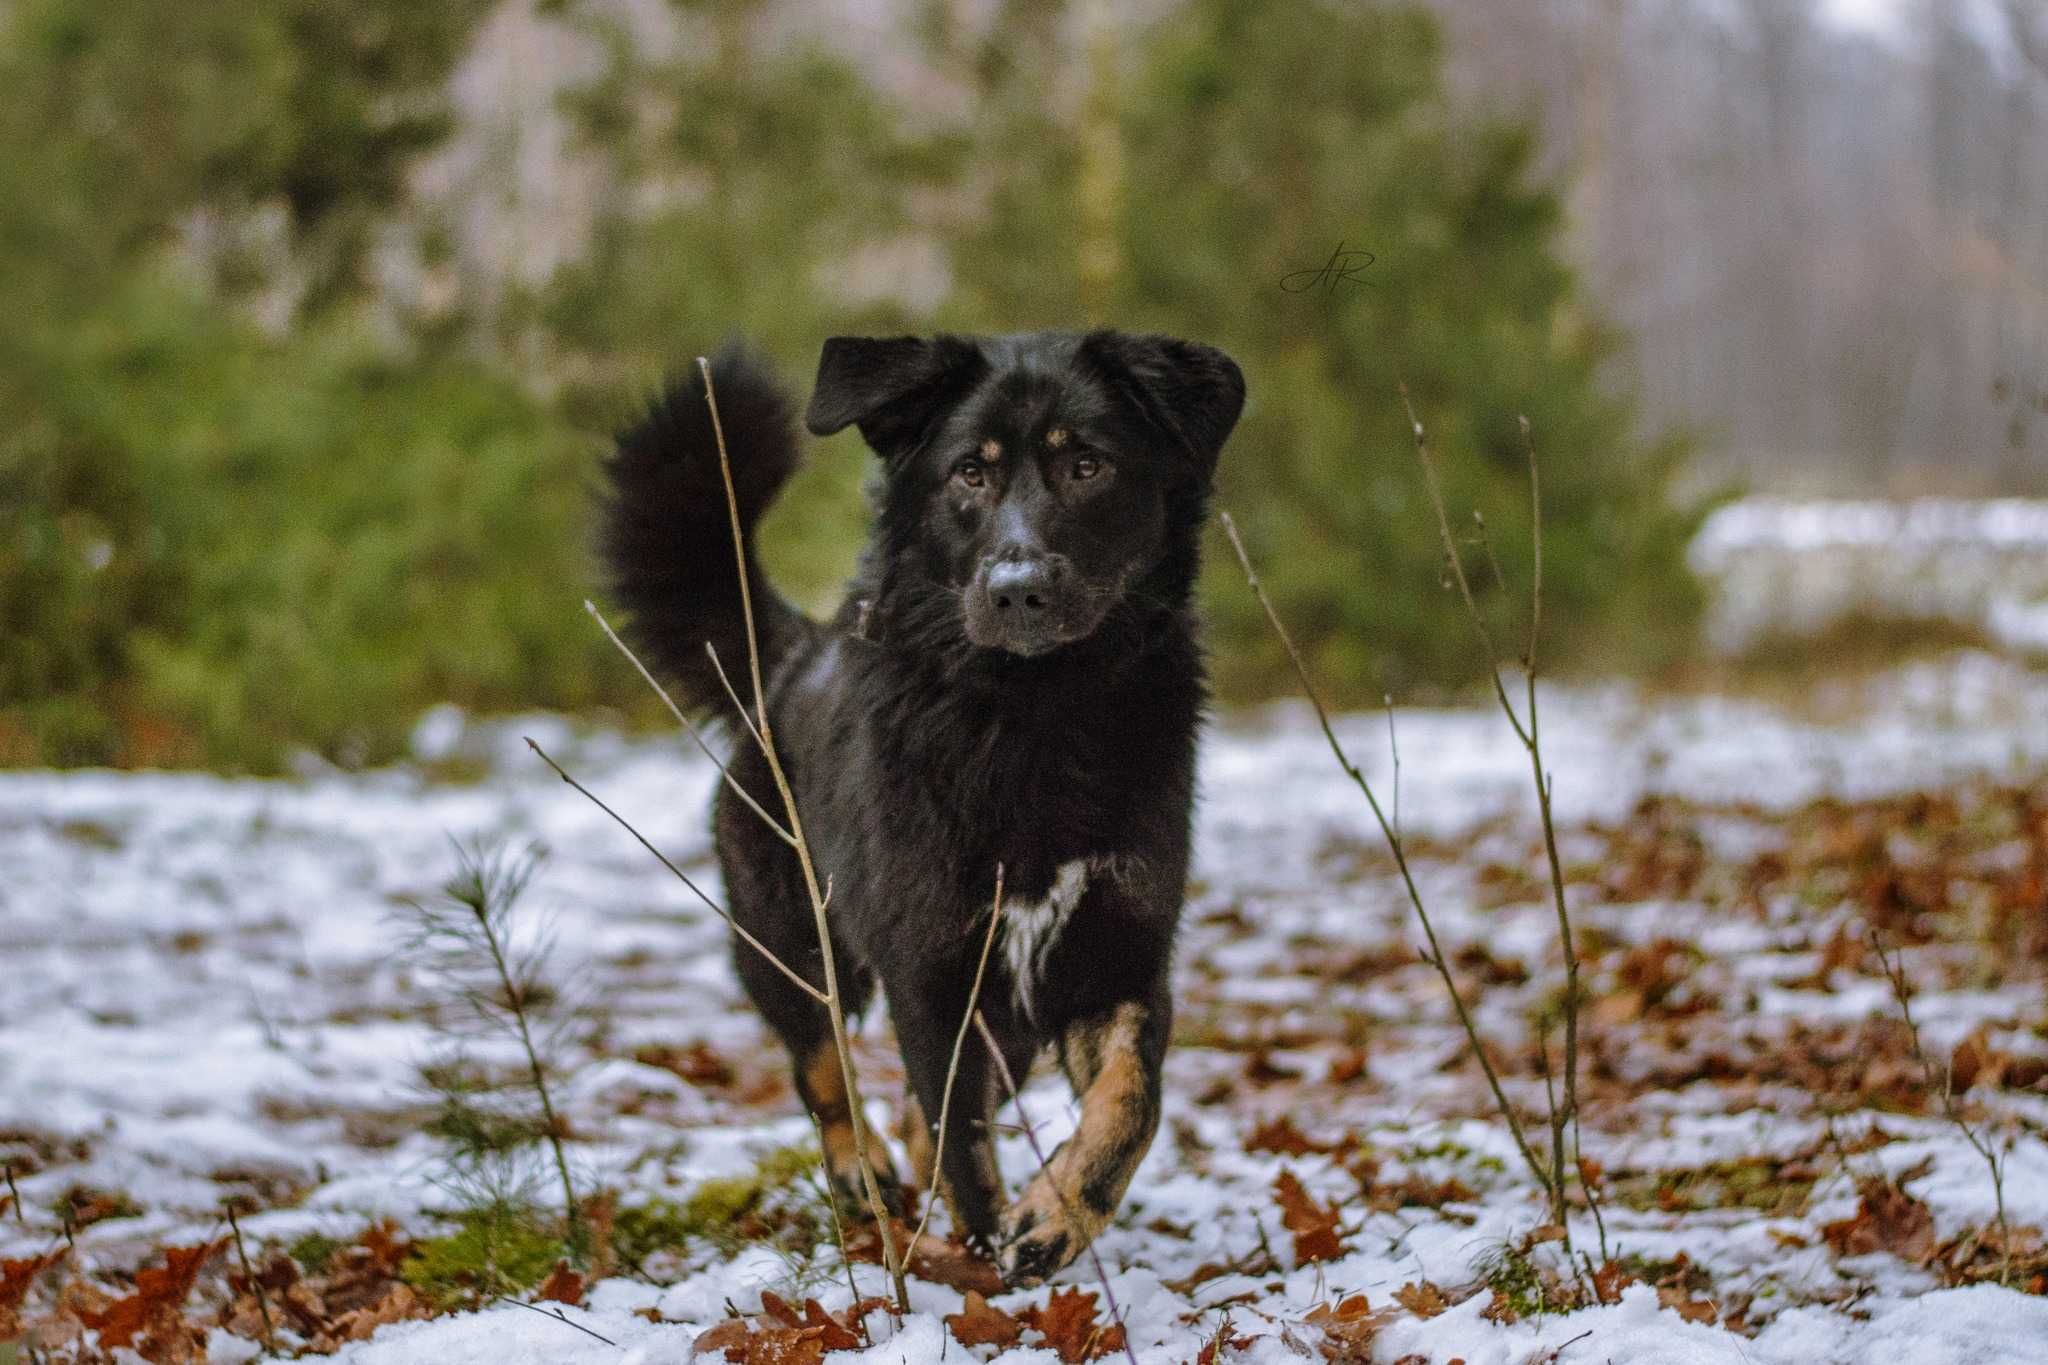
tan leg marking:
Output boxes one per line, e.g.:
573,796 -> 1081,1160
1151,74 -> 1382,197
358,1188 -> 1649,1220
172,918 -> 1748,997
1000,1002 -> 1158,1284
899,1092 -> 937,1190
801,1041 -> 900,1210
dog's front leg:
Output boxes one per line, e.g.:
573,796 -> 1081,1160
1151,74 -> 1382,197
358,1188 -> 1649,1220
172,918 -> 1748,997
999,993 -> 1167,1286
895,994 -> 1027,1254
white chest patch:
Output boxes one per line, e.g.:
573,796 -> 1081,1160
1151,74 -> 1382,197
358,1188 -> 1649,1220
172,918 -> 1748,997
1001,858 -> 1091,1022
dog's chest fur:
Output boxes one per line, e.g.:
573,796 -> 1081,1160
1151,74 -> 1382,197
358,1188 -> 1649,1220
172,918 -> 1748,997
1001,858 -> 1092,1021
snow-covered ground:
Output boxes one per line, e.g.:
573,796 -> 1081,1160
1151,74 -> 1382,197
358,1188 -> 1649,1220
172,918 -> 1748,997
1691,498 -> 2048,654
5,651 -> 2048,1363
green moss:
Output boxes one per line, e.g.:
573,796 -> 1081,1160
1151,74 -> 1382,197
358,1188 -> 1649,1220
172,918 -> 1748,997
1476,1239 -> 1549,1318
613,1144 -> 824,1274
287,1232 -> 345,1276
1610,1158 -> 1816,1216
401,1205 -> 567,1310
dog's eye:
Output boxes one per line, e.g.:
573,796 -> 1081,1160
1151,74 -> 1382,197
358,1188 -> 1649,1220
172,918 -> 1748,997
953,459 -> 986,489
1071,456 -> 1103,481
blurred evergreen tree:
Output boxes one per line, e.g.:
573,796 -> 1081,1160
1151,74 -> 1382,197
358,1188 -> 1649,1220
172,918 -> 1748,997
938,0 -> 1709,698
1,0 -> 1710,770
0,0 -> 601,769
541,0 -> 961,609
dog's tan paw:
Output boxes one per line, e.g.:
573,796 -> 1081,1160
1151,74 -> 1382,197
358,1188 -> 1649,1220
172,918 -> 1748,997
997,1175 -> 1100,1287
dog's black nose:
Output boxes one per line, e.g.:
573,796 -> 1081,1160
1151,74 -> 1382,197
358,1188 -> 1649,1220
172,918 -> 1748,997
987,558 -> 1057,614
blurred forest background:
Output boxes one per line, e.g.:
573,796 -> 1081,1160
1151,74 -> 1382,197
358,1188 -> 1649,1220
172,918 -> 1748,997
2,0 -> 2043,771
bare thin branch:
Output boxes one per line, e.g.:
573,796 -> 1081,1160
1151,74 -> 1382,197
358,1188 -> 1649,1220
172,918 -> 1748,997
1398,397 -> 1601,1254
1399,383 -> 1532,748
492,1295 -> 619,1347
1218,510 -> 1554,1197
1869,930 -> 2013,1286
584,599 -> 794,846
225,1203 -> 276,1354
699,355 -> 908,1307
525,738 -> 827,1005
704,640 -> 772,760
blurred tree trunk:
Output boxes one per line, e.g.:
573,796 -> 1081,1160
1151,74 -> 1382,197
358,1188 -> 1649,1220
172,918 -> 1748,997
1076,0 -> 1122,323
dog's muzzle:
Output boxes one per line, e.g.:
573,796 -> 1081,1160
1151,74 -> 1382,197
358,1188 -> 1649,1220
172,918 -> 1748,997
966,553 -> 1090,655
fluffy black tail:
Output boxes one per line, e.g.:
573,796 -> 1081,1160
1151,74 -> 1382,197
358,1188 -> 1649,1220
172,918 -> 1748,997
598,342 -> 811,716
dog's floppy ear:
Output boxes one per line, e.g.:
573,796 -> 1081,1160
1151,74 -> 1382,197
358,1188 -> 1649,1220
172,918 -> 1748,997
1078,330 -> 1246,473
805,334 -> 985,456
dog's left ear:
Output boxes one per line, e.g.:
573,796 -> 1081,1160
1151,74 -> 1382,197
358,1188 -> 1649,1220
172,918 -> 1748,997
1078,331 -> 1246,473
805,334 -> 986,458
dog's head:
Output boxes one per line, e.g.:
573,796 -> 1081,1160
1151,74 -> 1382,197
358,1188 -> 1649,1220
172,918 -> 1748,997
805,330 -> 1244,658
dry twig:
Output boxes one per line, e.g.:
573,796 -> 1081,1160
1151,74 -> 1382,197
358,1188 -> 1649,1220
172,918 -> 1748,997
224,1203 -> 275,1354
1868,931 -> 2014,1285
525,739 -> 827,1006
493,1294 -> 619,1346
1217,511 -> 1552,1201
584,599 -> 794,845
1400,393 -> 1602,1257
699,356 -> 908,1307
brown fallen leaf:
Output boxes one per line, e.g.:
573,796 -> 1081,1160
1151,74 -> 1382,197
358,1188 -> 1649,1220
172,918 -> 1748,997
336,1283 -> 428,1345
1480,1288 -> 1522,1324
695,1293 -> 882,1365
695,1317 -> 756,1359
946,1289 -> 1023,1349
1021,1286 -> 1126,1364
1657,1285 -> 1718,1324
1822,1175 -> 1937,1264
1163,1261 -> 1232,1295
1591,1259 -> 1638,1305
1391,1280 -> 1446,1318
72,1240 -> 223,1352
535,1258 -> 585,1307
1274,1170 -> 1345,1265
845,1220 -> 1002,1296
1,1248 -> 67,1339
1246,1116 -> 1350,1157
360,1221 -> 412,1275
1302,1295 -> 1391,1363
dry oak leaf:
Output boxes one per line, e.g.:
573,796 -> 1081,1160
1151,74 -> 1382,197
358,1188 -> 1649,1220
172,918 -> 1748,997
535,1258 -> 585,1307
1391,1280 -> 1447,1318
1656,1286 -> 1719,1325
1274,1170 -> 1345,1265
359,1221 -> 412,1274
1246,1116 -> 1349,1158
694,1293 -> 880,1365
1302,1295 -> 1393,1363
307,1282 -> 430,1352
846,1220 -> 1002,1296
1163,1261 -> 1233,1295
1822,1176 -> 1937,1264
1020,1286 -> 1127,1364
1195,1322 -> 1256,1365
72,1240 -> 223,1351
946,1289 -> 1024,1349
2,1248 -> 67,1336
1591,1259 -> 1638,1306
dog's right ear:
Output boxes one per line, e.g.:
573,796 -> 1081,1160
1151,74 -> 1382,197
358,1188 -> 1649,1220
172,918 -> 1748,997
805,335 -> 985,456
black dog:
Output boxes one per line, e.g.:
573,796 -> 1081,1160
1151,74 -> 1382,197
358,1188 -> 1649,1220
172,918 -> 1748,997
600,330 -> 1243,1285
